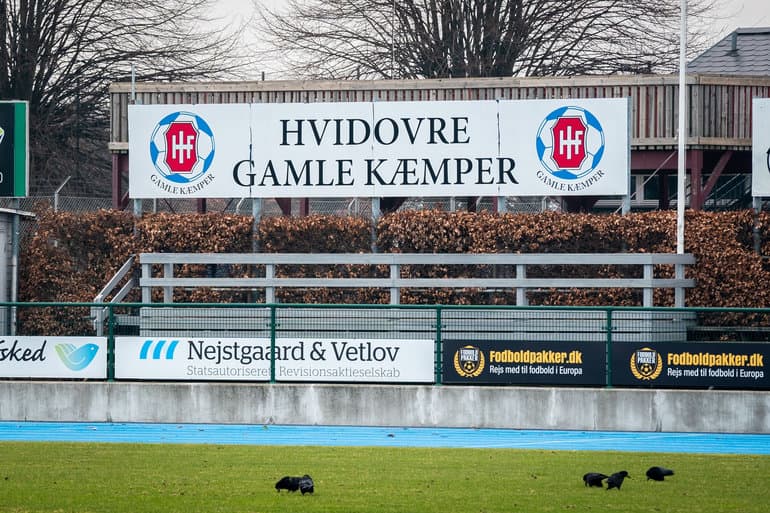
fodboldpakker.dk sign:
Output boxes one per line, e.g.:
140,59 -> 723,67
612,342 -> 769,389
442,340 -> 606,385
443,340 -> 770,389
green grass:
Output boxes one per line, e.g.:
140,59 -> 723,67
0,442 -> 768,513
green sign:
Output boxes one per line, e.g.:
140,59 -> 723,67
0,101 -> 29,197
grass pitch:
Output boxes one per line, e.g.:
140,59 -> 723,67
0,442 -> 768,513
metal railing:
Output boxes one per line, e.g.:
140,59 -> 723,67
6,302 -> 770,388
703,175 -> 752,211
91,255 -> 136,335
136,252 -> 695,308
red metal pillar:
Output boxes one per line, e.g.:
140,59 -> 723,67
299,198 -> 310,216
112,153 -> 130,210
276,198 -> 292,216
688,150 -> 704,211
701,150 -> 734,201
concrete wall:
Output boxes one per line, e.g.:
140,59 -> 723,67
2,382 -> 768,433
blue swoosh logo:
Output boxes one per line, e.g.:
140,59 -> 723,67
139,340 -> 179,360
55,343 -> 99,371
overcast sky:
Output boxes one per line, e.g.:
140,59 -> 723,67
222,0 -> 770,79
241,0 -> 770,35
713,0 -> 769,35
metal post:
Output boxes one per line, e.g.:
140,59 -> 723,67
605,308 -> 613,388
130,62 -> 136,103
269,305 -> 277,383
675,263 -> 686,308
434,305 -> 442,385
252,198 -> 263,253
390,264 -> 400,305
753,197 -> 762,255
515,264 -> 527,306
163,263 -> 173,303
643,263 -> 653,307
54,176 -> 71,212
141,262 -> 151,304
10,199 -> 19,335
622,98 -> 632,214
497,197 -> 507,214
371,197 -> 380,252
265,264 -> 275,303
390,0 -> 396,78
107,304 -> 115,381
676,0 -> 687,254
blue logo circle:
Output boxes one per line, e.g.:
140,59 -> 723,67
149,111 -> 215,184
535,106 -> 605,180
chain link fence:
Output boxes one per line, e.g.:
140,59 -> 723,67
120,197 -> 551,217
0,195 -> 552,254
0,195 -> 552,219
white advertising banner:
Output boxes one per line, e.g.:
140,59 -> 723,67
0,336 -> 107,379
115,337 -> 435,383
752,99 -> 770,197
129,98 -> 629,199
273,338 -> 435,383
115,337 -> 271,380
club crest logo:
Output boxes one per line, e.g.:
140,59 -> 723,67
536,106 -> 605,180
150,111 -> 215,184
453,345 -> 485,378
630,347 -> 663,381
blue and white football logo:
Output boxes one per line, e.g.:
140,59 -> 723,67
535,106 -> 605,180
149,111 -> 215,184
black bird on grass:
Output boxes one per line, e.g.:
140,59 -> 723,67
606,471 -> 630,490
298,474 -> 314,495
275,476 -> 300,492
276,474 -> 315,494
646,466 -> 674,481
582,472 -> 608,487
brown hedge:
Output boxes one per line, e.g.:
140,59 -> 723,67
17,208 -> 770,334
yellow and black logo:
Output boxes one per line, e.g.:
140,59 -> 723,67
630,347 -> 663,380
454,345 -> 485,378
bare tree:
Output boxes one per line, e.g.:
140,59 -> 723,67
256,0 -> 718,80
0,0 -> 254,197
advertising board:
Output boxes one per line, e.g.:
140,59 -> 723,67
115,337 -> 435,383
129,98 -> 629,199
611,342 -> 769,389
0,336 -> 106,379
442,340 -> 606,385
0,101 -> 29,197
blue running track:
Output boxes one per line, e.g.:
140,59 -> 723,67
0,422 -> 768,455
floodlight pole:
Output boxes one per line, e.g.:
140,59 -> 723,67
390,0 -> 395,79
676,0 -> 687,254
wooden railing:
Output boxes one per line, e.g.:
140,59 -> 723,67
109,74 -> 770,151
